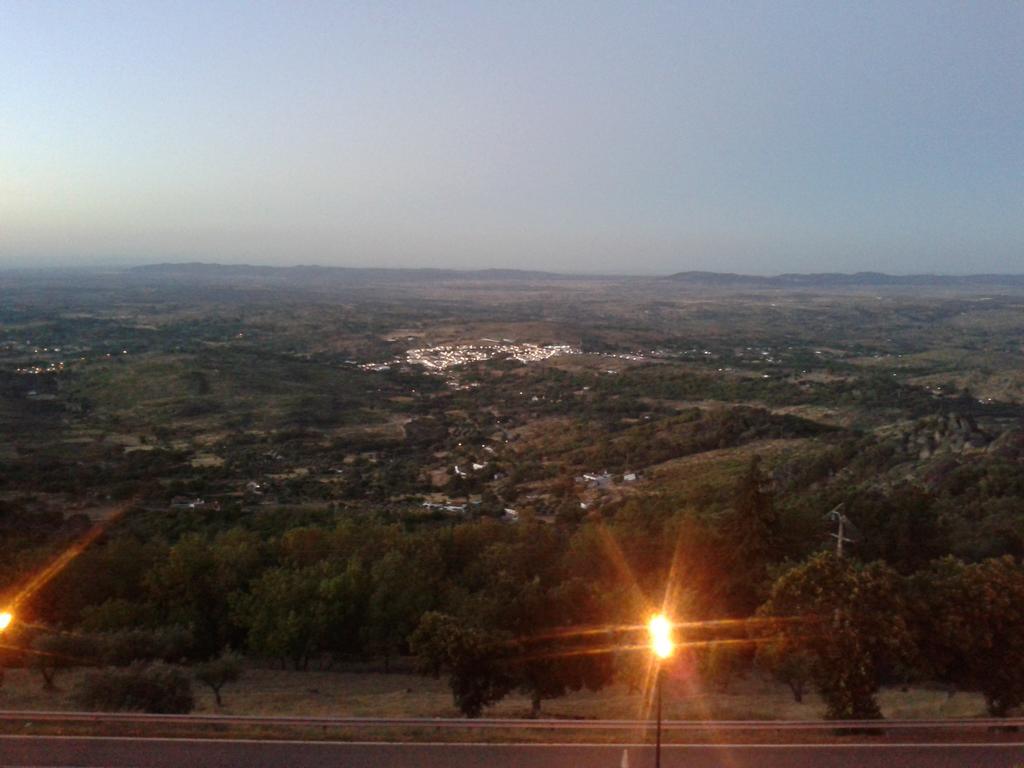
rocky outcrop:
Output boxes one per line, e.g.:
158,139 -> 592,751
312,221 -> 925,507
897,413 -> 993,459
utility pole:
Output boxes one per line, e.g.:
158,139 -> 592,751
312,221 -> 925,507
826,503 -> 855,557
655,666 -> 663,768
647,614 -> 673,768
835,512 -> 845,558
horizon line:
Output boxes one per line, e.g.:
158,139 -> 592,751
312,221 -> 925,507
4,261 -> 1024,281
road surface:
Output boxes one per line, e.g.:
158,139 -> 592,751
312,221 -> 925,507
1,736 -> 1023,767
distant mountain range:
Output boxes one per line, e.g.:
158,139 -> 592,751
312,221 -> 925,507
664,270 -> 1024,288
128,262 -> 577,282
126,263 -> 1024,290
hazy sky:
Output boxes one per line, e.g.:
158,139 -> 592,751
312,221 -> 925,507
2,1 -> 1022,274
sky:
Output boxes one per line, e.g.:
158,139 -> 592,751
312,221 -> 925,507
1,1 -> 1022,275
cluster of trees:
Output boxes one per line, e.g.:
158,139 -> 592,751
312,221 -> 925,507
588,364 -> 988,419
5,627 -> 242,713
31,517 -> 620,715
564,407 -> 831,475
758,552 -> 1024,718
12,471 -> 1017,720
1,441 -> 1020,720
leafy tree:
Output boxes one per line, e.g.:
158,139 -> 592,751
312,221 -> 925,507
410,611 -> 461,678
194,651 -> 244,706
144,535 -> 226,658
279,527 -> 332,567
758,553 -> 913,719
361,551 -> 436,672
450,526 -> 614,715
31,633 -> 100,690
409,611 -> 513,717
756,638 -> 814,703
722,455 -> 779,612
509,577 -> 614,716
145,530 -> 263,657
233,565 -> 327,669
317,559 -> 372,664
446,625 -> 514,718
908,556 -> 1024,716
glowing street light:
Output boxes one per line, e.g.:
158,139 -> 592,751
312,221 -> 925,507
647,613 -> 674,768
0,611 -> 13,632
648,614 -> 674,659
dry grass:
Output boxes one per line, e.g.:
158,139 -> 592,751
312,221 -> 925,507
0,666 -> 989,722
189,453 -> 225,468
0,668 -> 1004,745
644,439 -> 807,500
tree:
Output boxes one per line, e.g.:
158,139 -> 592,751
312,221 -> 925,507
408,611 -> 512,717
908,556 -> 1024,716
361,550 -> 436,672
279,527 -> 332,567
447,626 -> 514,718
31,633 -> 99,691
758,553 -> 913,719
146,531 -> 263,658
509,577 -> 614,716
410,611 -> 459,678
194,652 -> 244,706
144,535 -> 226,658
722,455 -> 780,612
233,565 -> 327,669
317,559 -> 372,664
756,638 -> 813,703
454,527 -> 614,716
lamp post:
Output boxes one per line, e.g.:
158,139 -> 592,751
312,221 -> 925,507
648,614 -> 674,768
0,612 -> 12,690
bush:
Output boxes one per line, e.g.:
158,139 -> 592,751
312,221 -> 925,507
73,662 -> 194,713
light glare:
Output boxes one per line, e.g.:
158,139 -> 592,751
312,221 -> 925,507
648,613 -> 674,659
0,612 -> 12,631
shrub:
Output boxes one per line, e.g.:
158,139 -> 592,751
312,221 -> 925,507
73,662 -> 194,713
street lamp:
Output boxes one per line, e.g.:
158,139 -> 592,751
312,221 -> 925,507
0,612 -> 12,632
648,613 -> 674,768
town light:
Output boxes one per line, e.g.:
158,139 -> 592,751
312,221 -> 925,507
648,614 -> 674,659
0,611 -> 13,632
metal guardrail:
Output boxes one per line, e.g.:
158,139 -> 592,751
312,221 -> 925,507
0,711 -> 1021,730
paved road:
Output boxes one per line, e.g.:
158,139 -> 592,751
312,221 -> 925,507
1,737 -> 1023,768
